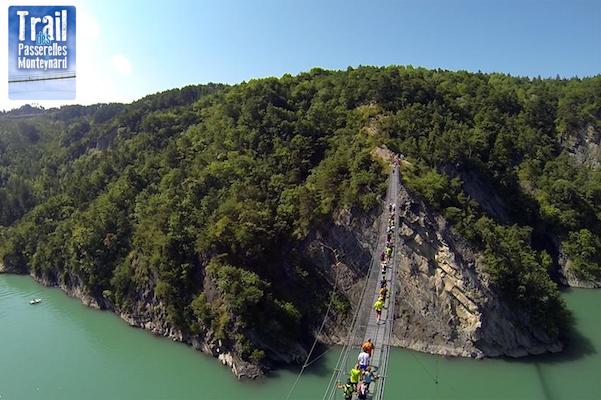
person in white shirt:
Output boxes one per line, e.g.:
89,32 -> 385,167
358,350 -> 370,371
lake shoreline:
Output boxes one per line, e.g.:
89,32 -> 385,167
1,274 -> 600,399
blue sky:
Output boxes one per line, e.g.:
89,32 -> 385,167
2,0 -> 600,108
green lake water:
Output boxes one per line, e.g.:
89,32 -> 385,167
1,274 -> 599,399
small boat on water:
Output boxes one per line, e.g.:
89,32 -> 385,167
29,298 -> 42,305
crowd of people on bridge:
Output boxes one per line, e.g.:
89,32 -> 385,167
336,200 -> 396,399
376,202 -> 395,322
336,341 -> 380,400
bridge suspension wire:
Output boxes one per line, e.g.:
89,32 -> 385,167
321,220 -> 382,400
284,247 -> 343,400
8,72 -> 76,83
321,248 -> 376,400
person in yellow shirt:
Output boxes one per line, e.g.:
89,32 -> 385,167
349,364 -> 362,390
374,297 -> 385,322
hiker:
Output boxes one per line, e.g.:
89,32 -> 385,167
358,350 -> 370,371
380,251 -> 385,262
381,263 -> 387,274
349,364 -> 362,390
362,338 -> 374,357
374,297 -> 385,322
386,246 -> 392,257
363,367 -> 380,391
380,277 -> 387,288
336,379 -> 354,400
357,380 -> 368,400
380,286 -> 388,300
388,202 -> 393,213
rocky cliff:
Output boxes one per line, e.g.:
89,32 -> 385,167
445,162 -> 601,290
115,287 -> 265,379
391,184 -> 563,357
304,207 -> 381,344
561,124 -> 601,168
28,266 -> 265,379
557,250 -> 601,289
555,124 -> 601,288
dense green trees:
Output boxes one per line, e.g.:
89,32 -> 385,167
475,218 -> 568,337
0,75 -> 386,363
563,229 -> 601,281
371,69 -> 600,337
0,66 -> 599,362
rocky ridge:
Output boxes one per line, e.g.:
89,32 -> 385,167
391,183 -> 563,357
561,124 -> 601,168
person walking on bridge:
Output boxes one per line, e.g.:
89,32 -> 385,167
356,380 -> 368,400
379,286 -> 388,300
349,364 -> 361,390
374,296 -> 385,322
380,277 -> 387,289
362,338 -> 374,357
363,367 -> 380,392
336,379 -> 354,400
358,350 -> 370,371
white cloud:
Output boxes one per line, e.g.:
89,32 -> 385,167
75,6 -> 118,105
79,8 -> 100,41
112,54 -> 132,76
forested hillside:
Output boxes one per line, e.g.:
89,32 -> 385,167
1,66 -> 600,372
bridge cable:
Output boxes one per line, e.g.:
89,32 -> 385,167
284,251 -> 342,400
322,254 -> 374,400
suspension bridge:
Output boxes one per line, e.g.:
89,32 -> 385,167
8,71 -> 76,83
8,71 -> 76,99
321,163 -> 400,400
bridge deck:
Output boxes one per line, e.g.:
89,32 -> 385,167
323,165 -> 399,400
364,164 -> 398,400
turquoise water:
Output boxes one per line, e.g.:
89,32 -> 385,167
1,274 -> 599,399
386,288 -> 601,400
